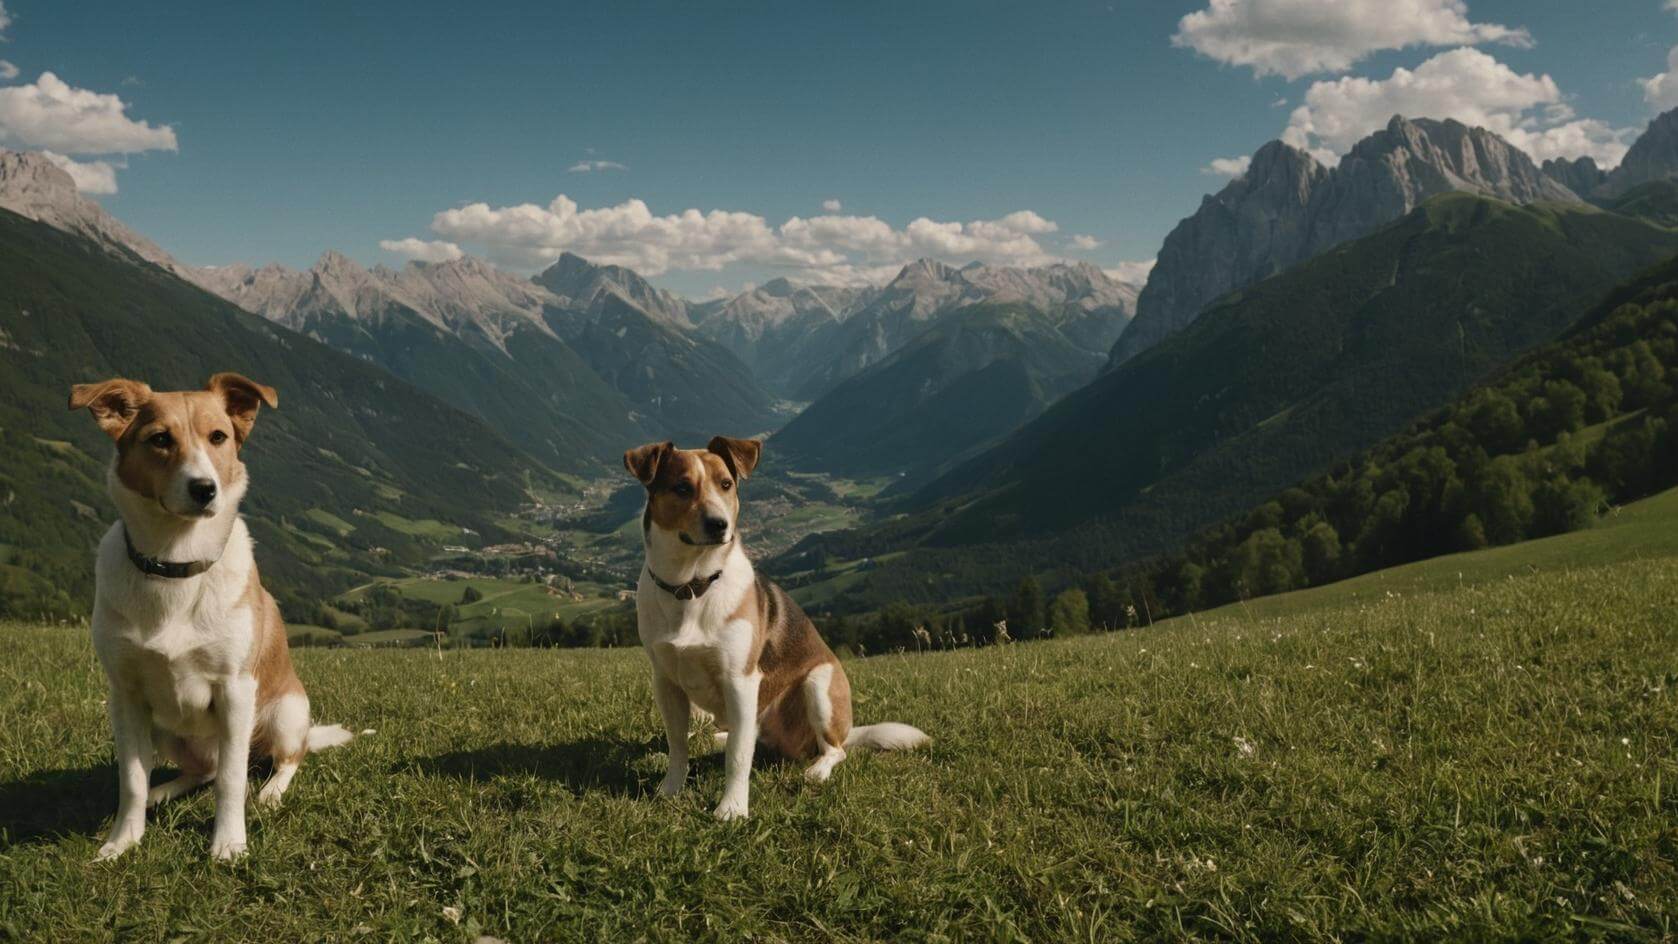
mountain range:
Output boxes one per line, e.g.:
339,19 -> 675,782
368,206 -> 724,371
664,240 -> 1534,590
767,109 -> 1678,612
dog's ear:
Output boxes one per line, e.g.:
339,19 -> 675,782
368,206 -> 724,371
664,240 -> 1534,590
707,436 -> 762,481
68,379 -> 153,440
207,372 -> 278,445
624,441 -> 674,486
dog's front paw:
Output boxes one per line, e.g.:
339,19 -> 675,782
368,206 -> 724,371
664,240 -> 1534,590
209,837 -> 248,861
712,794 -> 749,821
657,774 -> 685,798
94,837 -> 137,862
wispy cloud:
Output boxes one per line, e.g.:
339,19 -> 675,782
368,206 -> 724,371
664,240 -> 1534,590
567,159 -> 627,173
379,237 -> 465,263
1202,155 -> 1251,177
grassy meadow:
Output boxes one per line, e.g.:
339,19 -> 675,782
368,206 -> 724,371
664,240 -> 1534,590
3,527 -> 1678,939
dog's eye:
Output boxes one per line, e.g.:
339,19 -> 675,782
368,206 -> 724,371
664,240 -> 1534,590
720,479 -> 733,491
148,432 -> 173,450
673,482 -> 694,498
209,430 -> 229,446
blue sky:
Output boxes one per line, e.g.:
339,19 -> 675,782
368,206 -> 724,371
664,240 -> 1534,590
0,1 -> 1673,296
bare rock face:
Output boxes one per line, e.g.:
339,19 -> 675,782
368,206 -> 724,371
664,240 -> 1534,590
789,258 -> 1140,400
693,277 -> 874,384
1542,156 -> 1608,196
1597,108 -> 1678,199
0,149 -> 190,278
532,251 -> 692,326
1113,115 -> 1581,366
1112,140 -> 1328,365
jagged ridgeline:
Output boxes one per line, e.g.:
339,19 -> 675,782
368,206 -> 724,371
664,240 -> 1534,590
772,188 -> 1678,612
191,250 -> 781,470
0,209 -> 571,620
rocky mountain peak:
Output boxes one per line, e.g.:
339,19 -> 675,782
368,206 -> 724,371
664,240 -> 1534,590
1542,156 -> 1607,196
1599,106 -> 1678,199
533,251 -> 691,326
0,148 -> 190,278
1113,114 -> 1584,366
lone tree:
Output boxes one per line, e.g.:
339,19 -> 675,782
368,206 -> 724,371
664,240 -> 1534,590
1048,588 -> 1091,636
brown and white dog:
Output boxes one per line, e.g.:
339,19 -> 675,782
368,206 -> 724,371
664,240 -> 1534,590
70,373 -> 353,861
626,436 -> 928,820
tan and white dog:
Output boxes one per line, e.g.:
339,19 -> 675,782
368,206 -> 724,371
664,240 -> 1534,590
626,436 -> 928,820
70,373 -> 353,861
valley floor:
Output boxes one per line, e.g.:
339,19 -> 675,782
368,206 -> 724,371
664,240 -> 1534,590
2,552 -> 1676,939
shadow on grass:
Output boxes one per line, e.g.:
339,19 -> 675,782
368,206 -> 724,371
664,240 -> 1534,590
0,764 -> 112,847
396,734 -> 783,799
397,736 -> 682,797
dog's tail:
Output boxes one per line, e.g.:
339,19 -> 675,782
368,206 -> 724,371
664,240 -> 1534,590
306,724 -> 356,752
845,722 -> 930,752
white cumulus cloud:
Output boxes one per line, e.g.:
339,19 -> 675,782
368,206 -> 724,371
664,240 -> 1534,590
41,151 -> 118,194
416,193 -> 1079,282
1069,234 -> 1102,250
0,2 -> 11,37
1202,155 -> 1252,177
1283,48 -> 1633,169
1641,46 -> 1678,111
379,237 -> 465,263
1104,259 -> 1156,286
822,198 -> 843,213
0,61 -> 17,82
0,71 -> 178,155
567,159 -> 626,173
1173,0 -> 1531,80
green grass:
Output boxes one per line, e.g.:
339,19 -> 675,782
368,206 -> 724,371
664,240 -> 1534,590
302,508 -> 356,537
362,510 -> 461,542
338,628 -> 436,648
3,547 -> 1677,939
341,576 -> 626,639
1207,484 -> 1678,622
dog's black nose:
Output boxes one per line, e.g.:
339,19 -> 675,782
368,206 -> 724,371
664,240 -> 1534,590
702,514 -> 729,537
188,479 -> 218,506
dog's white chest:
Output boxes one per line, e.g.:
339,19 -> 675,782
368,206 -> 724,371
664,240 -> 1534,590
94,520 -> 257,740
110,609 -> 248,737
639,592 -> 755,717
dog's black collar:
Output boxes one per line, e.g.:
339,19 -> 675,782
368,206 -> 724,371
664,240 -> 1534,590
123,525 -> 217,579
648,567 -> 724,601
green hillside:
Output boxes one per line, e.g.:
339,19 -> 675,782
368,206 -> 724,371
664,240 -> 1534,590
3,550 -> 1675,938
773,303 -> 1106,483
298,302 -> 644,475
1108,253 -> 1678,620
1206,482 -> 1678,621
538,279 -> 784,444
772,194 -> 1678,612
0,209 -> 568,620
